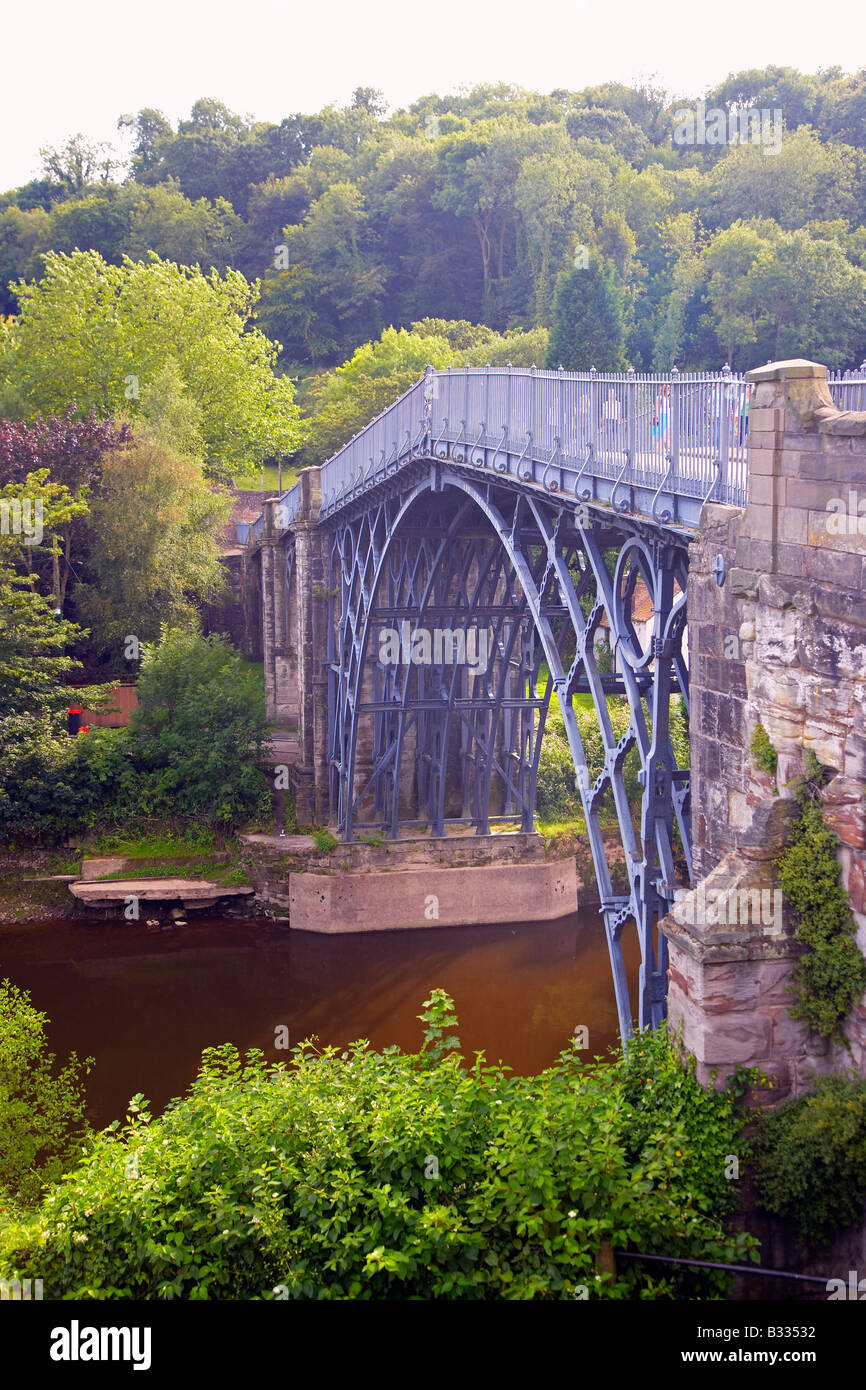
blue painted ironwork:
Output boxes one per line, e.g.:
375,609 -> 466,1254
323,464 -> 690,1040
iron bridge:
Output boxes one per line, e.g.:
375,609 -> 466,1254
267,365 -> 757,1039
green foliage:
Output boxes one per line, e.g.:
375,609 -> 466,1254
0,715 -> 96,844
0,1003 -> 756,1299
417,989 -> 461,1066
75,420 -> 231,657
0,471 -> 116,843
113,627 -> 271,828
536,697 -> 640,822
1,250 -> 303,479
778,776 -> 866,1042
546,255 -> 628,370
3,629 -> 270,842
755,1075 -> 866,1244
310,829 -> 338,854
749,722 -> 778,779
87,825 -> 217,858
0,980 -> 90,1206
3,76 -> 866,374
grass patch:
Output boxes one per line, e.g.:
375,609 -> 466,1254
87,827 -> 219,859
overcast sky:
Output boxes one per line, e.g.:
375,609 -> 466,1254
3,0 -> 864,190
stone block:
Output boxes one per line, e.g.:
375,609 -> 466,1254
783,477 -> 841,510
748,473 -> 776,506
741,503 -> 775,542
779,508 -> 809,545
776,543 -> 809,577
728,789 -> 751,830
746,448 -> 778,476
735,537 -> 773,572
749,407 -> 782,432
701,1014 -> 773,1065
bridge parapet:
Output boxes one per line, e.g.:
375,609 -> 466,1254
317,364 -> 752,529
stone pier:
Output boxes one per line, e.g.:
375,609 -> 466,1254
663,359 -> 866,1095
259,467 -> 330,826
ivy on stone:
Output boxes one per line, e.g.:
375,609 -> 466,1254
779,761 -> 866,1044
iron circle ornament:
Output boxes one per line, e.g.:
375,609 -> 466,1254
612,537 -> 657,672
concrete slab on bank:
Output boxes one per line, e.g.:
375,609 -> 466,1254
289,858 -> 578,932
69,879 -> 254,910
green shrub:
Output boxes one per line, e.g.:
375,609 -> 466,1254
311,828 -> 338,853
755,1075 -> 866,1244
779,776 -> 866,1042
750,722 -> 778,779
0,1000 -> 757,1300
0,980 -> 91,1206
0,714 -> 94,844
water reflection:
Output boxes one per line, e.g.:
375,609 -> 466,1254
1,909 -> 639,1125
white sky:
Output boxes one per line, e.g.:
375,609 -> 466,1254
3,0 -> 864,190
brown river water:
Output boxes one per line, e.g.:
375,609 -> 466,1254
0,910 -> 639,1126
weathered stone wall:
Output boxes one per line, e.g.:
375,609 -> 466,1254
667,359 -> 866,1095
257,469 -> 332,825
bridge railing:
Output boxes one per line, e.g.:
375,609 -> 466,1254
307,362 -> 866,527
828,366 -> 866,412
317,366 -> 752,524
319,377 -> 429,516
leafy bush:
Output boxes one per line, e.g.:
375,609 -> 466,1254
755,1075 -> 866,1245
0,980 -> 90,1206
0,996 -> 757,1300
72,628 -> 271,833
0,713 -> 95,844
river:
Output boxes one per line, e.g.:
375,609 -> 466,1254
0,909 -> 639,1126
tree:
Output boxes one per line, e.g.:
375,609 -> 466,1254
39,134 -> 119,194
75,422 -> 231,659
566,107 -> 648,161
1,251 -> 303,480
706,128 -> 860,232
700,220 -> 770,366
546,255 -> 628,370
0,471 -> 90,715
258,182 -> 386,363
0,407 -> 131,609
117,107 -> 174,177
514,151 -> 610,323
742,227 -> 866,368
0,206 -> 48,313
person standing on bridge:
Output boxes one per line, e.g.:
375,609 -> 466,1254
652,384 -> 671,450
601,387 -> 622,457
